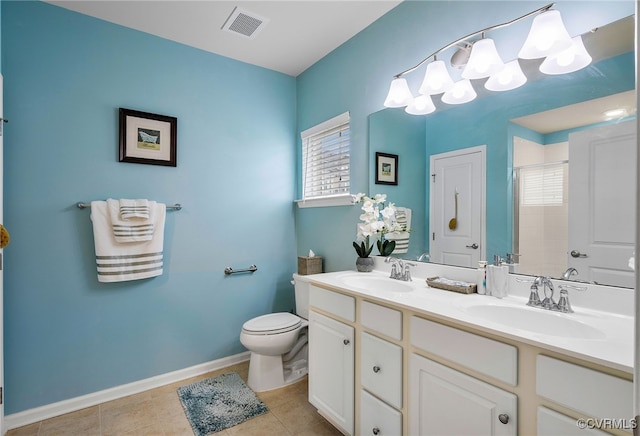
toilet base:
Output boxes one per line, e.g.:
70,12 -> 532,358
247,352 -> 308,392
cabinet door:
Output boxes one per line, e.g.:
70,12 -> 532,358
410,354 -> 517,436
308,311 -> 354,435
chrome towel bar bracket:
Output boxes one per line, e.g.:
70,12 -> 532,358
224,265 -> 258,275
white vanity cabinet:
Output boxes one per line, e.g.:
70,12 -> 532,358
308,286 -> 355,435
307,272 -> 632,435
359,301 -> 404,435
410,353 -> 517,435
536,355 -> 633,434
409,316 -> 517,435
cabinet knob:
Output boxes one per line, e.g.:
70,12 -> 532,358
343,339 -> 350,345
498,413 -> 510,424
373,365 -> 381,373
372,427 -> 380,435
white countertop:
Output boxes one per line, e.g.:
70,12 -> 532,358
306,268 -> 634,374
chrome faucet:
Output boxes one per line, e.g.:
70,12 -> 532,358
527,276 -> 556,310
526,276 -> 586,313
562,267 -> 578,280
417,252 -> 430,262
385,257 -> 415,281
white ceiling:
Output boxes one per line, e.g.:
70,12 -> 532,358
45,0 -> 402,77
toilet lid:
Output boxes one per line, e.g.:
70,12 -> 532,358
242,312 -> 302,335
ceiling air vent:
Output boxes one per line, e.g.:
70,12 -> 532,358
222,7 -> 269,40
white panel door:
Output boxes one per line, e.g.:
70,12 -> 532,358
430,146 -> 485,267
308,311 -> 354,435
568,120 -> 636,287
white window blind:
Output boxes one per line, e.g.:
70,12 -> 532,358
301,112 -> 351,203
520,163 -> 565,206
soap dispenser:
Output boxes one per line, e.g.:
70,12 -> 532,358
487,255 -> 509,298
476,261 -> 487,295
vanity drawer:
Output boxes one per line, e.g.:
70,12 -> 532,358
361,332 -> 403,409
360,390 -> 402,436
410,316 -> 517,386
361,300 -> 402,341
309,285 -> 355,322
536,355 -> 632,421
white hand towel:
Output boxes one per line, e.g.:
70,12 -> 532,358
119,198 -> 150,220
385,207 -> 412,254
108,199 -> 155,242
91,200 -> 166,283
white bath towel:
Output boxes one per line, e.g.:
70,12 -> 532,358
119,198 -> 150,220
91,200 -> 166,283
107,199 -> 155,242
386,207 -> 411,254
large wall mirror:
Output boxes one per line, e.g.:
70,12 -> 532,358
368,14 -> 635,288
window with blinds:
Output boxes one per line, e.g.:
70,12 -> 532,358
300,112 -> 351,206
520,163 -> 566,206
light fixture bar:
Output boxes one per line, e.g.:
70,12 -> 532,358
392,2 -> 555,79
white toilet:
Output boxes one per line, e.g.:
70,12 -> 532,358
240,273 -> 310,392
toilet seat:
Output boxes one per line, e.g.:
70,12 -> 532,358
242,312 -> 302,335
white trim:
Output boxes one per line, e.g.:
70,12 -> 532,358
296,194 -> 355,208
4,352 -> 250,431
300,111 -> 349,138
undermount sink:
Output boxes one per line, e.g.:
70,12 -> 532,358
460,303 -> 607,340
340,274 -> 414,293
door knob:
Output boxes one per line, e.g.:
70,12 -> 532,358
372,428 -> 380,435
373,365 -> 381,373
343,339 -> 350,345
570,250 -> 588,258
466,243 -> 479,249
498,414 -> 510,424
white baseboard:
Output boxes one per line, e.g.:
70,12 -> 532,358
4,351 -> 250,431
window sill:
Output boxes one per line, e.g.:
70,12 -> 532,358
296,194 -> 355,208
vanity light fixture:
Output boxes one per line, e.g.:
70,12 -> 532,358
383,3 -> 591,115
442,79 -> 477,105
539,35 -> 592,75
485,60 -> 528,91
462,37 -> 505,80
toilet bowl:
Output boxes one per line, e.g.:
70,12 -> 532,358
239,274 -> 310,392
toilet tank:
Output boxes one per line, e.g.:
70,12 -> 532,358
292,273 -> 311,320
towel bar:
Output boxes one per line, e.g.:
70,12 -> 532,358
77,202 -> 182,210
224,265 -> 258,275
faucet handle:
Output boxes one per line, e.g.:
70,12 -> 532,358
526,283 -> 542,307
556,287 -> 573,313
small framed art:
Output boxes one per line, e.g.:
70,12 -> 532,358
119,108 -> 177,167
375,152 -> 398,185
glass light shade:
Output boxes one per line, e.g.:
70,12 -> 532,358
405,94 -> 436,115
383,78 -> 413,107
442,79 -> 477,105
518,10 -> 573,59
419,60 -> 454,95
485,60 -> 527,91
462,38 -> 505,79
539,36 -> 592,75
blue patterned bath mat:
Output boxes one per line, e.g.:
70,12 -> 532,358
178,372 -> 268,435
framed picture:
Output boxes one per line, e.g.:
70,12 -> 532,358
119,108 -> 177,167
375,152 -> 398,185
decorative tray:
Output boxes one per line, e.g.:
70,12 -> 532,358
426,276 -> 477,294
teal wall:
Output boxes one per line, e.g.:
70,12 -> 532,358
2,1 -> 296,413
296,0 -> 634,270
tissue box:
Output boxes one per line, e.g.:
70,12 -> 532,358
298,256 -> 322,275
